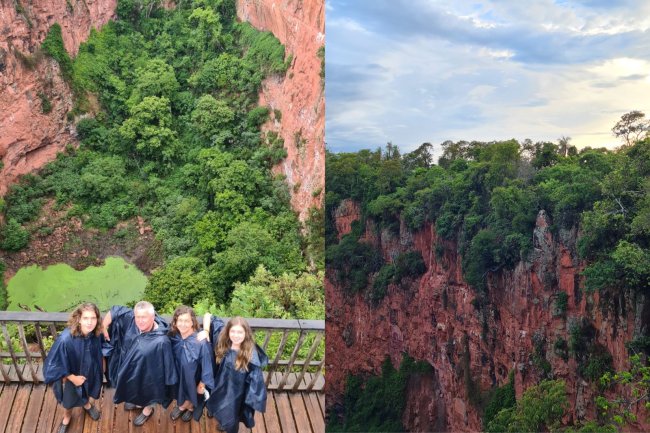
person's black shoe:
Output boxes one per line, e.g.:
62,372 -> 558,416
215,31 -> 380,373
133,407 -> 155,426
181,409 -> 193,422
84,404 -> 101,421
169,406 -> 183,421
56,422 -> 69,433
124,402 -> 138,411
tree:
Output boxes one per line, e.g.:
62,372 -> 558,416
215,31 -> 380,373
188,6 -> 223,55
597,354 -> 650,428
0,219 -> 30,251
78,156 -> 128,202
144,257 -> 212,312
126,58 -> 180,109
188,53 -> 255,95
557,136 -> 577,158
403,142 -> 434,171
225,265 -> 324,319
191,94 -> 235,142
210,221 -> 301,299
119,96 -> 179,164
612,111 -> 650,146
486,380 -> 568,433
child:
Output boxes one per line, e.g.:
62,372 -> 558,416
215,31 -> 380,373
203,314 -> 268,433
167,306 -> 214,422
43,302 -> 103,433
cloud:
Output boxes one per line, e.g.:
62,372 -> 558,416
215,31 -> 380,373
326,0 -> 650,156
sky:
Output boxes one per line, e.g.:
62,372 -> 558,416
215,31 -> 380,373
325,0 -> 650,157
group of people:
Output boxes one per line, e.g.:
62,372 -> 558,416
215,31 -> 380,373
42,301 -> 268,433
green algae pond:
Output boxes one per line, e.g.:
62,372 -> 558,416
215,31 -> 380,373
6,256 -> 148,312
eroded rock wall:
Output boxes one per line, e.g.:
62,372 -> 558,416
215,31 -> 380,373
326,203 -> 649,431
0,0 -> 117,196
237,0 -> 325,220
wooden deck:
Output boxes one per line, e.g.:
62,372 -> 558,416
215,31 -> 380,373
0,312 -> 325,432
0,381 -> 325,433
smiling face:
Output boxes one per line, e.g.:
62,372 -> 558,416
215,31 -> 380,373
229,324 -> 246,349
79,310 -> 98,336
134,309 -> 155,333
175,313 -> 195,338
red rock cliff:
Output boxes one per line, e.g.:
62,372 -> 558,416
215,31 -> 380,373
237,0 -> 325,220
326,204 -> 650,431
0,0 -> 117,196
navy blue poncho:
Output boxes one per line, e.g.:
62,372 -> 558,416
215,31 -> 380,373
204,317 -> 268,433
169,331 -> 214,419
103,305 -> 178,407
43,328 -> 103,407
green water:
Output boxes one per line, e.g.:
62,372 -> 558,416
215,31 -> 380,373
7,257 -> 148,312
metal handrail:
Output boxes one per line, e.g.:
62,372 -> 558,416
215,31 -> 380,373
0,311 -> 325,392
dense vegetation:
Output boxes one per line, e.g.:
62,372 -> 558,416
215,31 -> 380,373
326,132 -> 650,299
486,379 -> 568,433
0,0 -> 323,316
327,354 -> 433,432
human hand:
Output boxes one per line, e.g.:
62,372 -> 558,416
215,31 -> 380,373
102,310 -> 112,341
197,330 -> 209,342
68,374 -> 86,387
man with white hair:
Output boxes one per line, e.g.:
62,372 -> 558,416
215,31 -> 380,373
102,301 -> 178,426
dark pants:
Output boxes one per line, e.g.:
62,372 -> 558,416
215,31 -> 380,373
53,380 -> 88,409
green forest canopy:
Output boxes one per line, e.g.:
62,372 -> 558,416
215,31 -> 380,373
0,0 -> 323,319
326,127 -> 650,299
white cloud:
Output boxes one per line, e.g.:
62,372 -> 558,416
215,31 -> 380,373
326,0 -> 650,155
327,17 -> 371,35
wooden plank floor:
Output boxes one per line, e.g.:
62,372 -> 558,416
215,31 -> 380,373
0,382 -> 324,433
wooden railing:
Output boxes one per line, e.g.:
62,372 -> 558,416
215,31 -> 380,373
0,311 -> 325,392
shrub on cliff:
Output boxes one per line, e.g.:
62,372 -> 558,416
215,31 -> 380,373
0,219 -> 30,252
238,22 -> 291,75
329,354 -> 432,432
326,234 -> 383,294
41,23 -> 73,82
483,372 -> 516,429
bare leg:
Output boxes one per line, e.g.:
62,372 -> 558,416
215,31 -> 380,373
179,400 -> 194,411
142,404 -> 154,416
62,408 -> 72,425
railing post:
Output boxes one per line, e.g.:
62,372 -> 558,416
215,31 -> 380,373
292,332 -> 323,391
1,321 -> 24,382
266,329 -> 291,389
16,324 -> 38,382
277,330 -> 307,390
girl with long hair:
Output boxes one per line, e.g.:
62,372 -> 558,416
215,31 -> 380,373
167,305 -> 214,422
202,314 -> 268,433
43,302 -> 103,433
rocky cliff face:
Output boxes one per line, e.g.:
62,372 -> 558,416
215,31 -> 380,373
237,0 -> 325,220
326,203 -> 650,431
0,0 -> 117,196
